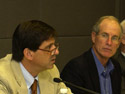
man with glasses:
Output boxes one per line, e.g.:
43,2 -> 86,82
114,19 -> 125,94
0,20 -> 72,94
61,16 -> 122,94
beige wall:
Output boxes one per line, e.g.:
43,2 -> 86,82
0,0 -> 124,72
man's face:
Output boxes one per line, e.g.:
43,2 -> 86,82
31,37 -> 59,71
92,19 -> 121,59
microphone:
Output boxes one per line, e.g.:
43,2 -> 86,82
53,78 -> 100,94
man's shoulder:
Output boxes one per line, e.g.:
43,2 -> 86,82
0,55 -> 17,94
61,48 -> 94,74
0,54 -> 15,78
0,54 -> 12,63
0,54 -> 12,69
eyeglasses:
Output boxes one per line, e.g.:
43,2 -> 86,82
38,43 -> 59,55
97,33 -> 120,44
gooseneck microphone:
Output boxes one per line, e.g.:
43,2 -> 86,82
53,78 -> 100,94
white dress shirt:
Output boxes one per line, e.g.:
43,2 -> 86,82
121,52 -> 125,57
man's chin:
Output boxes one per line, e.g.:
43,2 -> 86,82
102,54 -> 112,59
102,52 -> 113,57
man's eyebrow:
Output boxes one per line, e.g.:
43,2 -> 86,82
102,32 -> 119,36
113,35 -> 119,37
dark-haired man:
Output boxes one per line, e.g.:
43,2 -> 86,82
0,20 -> 72,94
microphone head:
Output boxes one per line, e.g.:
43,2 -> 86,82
53,78 -> 63,83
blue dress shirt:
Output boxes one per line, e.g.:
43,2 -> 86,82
91,48 -> 114,94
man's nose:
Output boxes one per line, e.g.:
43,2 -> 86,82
106,37 -> 112,45
55,48 -> 59,55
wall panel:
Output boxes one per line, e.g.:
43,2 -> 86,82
41,0 -> 116,36
120,0 -> 125,21
0,0 -> 41,38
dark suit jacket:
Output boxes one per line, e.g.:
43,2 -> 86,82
61,48 -> 122,94
113,49 -> 125,94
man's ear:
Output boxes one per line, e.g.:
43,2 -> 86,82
23,48 -> 34,60
91,32 -> 96,44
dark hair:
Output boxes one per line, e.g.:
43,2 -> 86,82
12,20 -> 56,62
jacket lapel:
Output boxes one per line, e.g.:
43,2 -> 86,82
87,49 -> 100,92
10,60 -> 28,94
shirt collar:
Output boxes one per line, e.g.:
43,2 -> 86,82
20,62 -> 38,89
121,52 -> 125,57
91,48 -> 114,75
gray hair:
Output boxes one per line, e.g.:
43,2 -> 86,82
121,20 -> 125,33
92,16 -> 122,38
